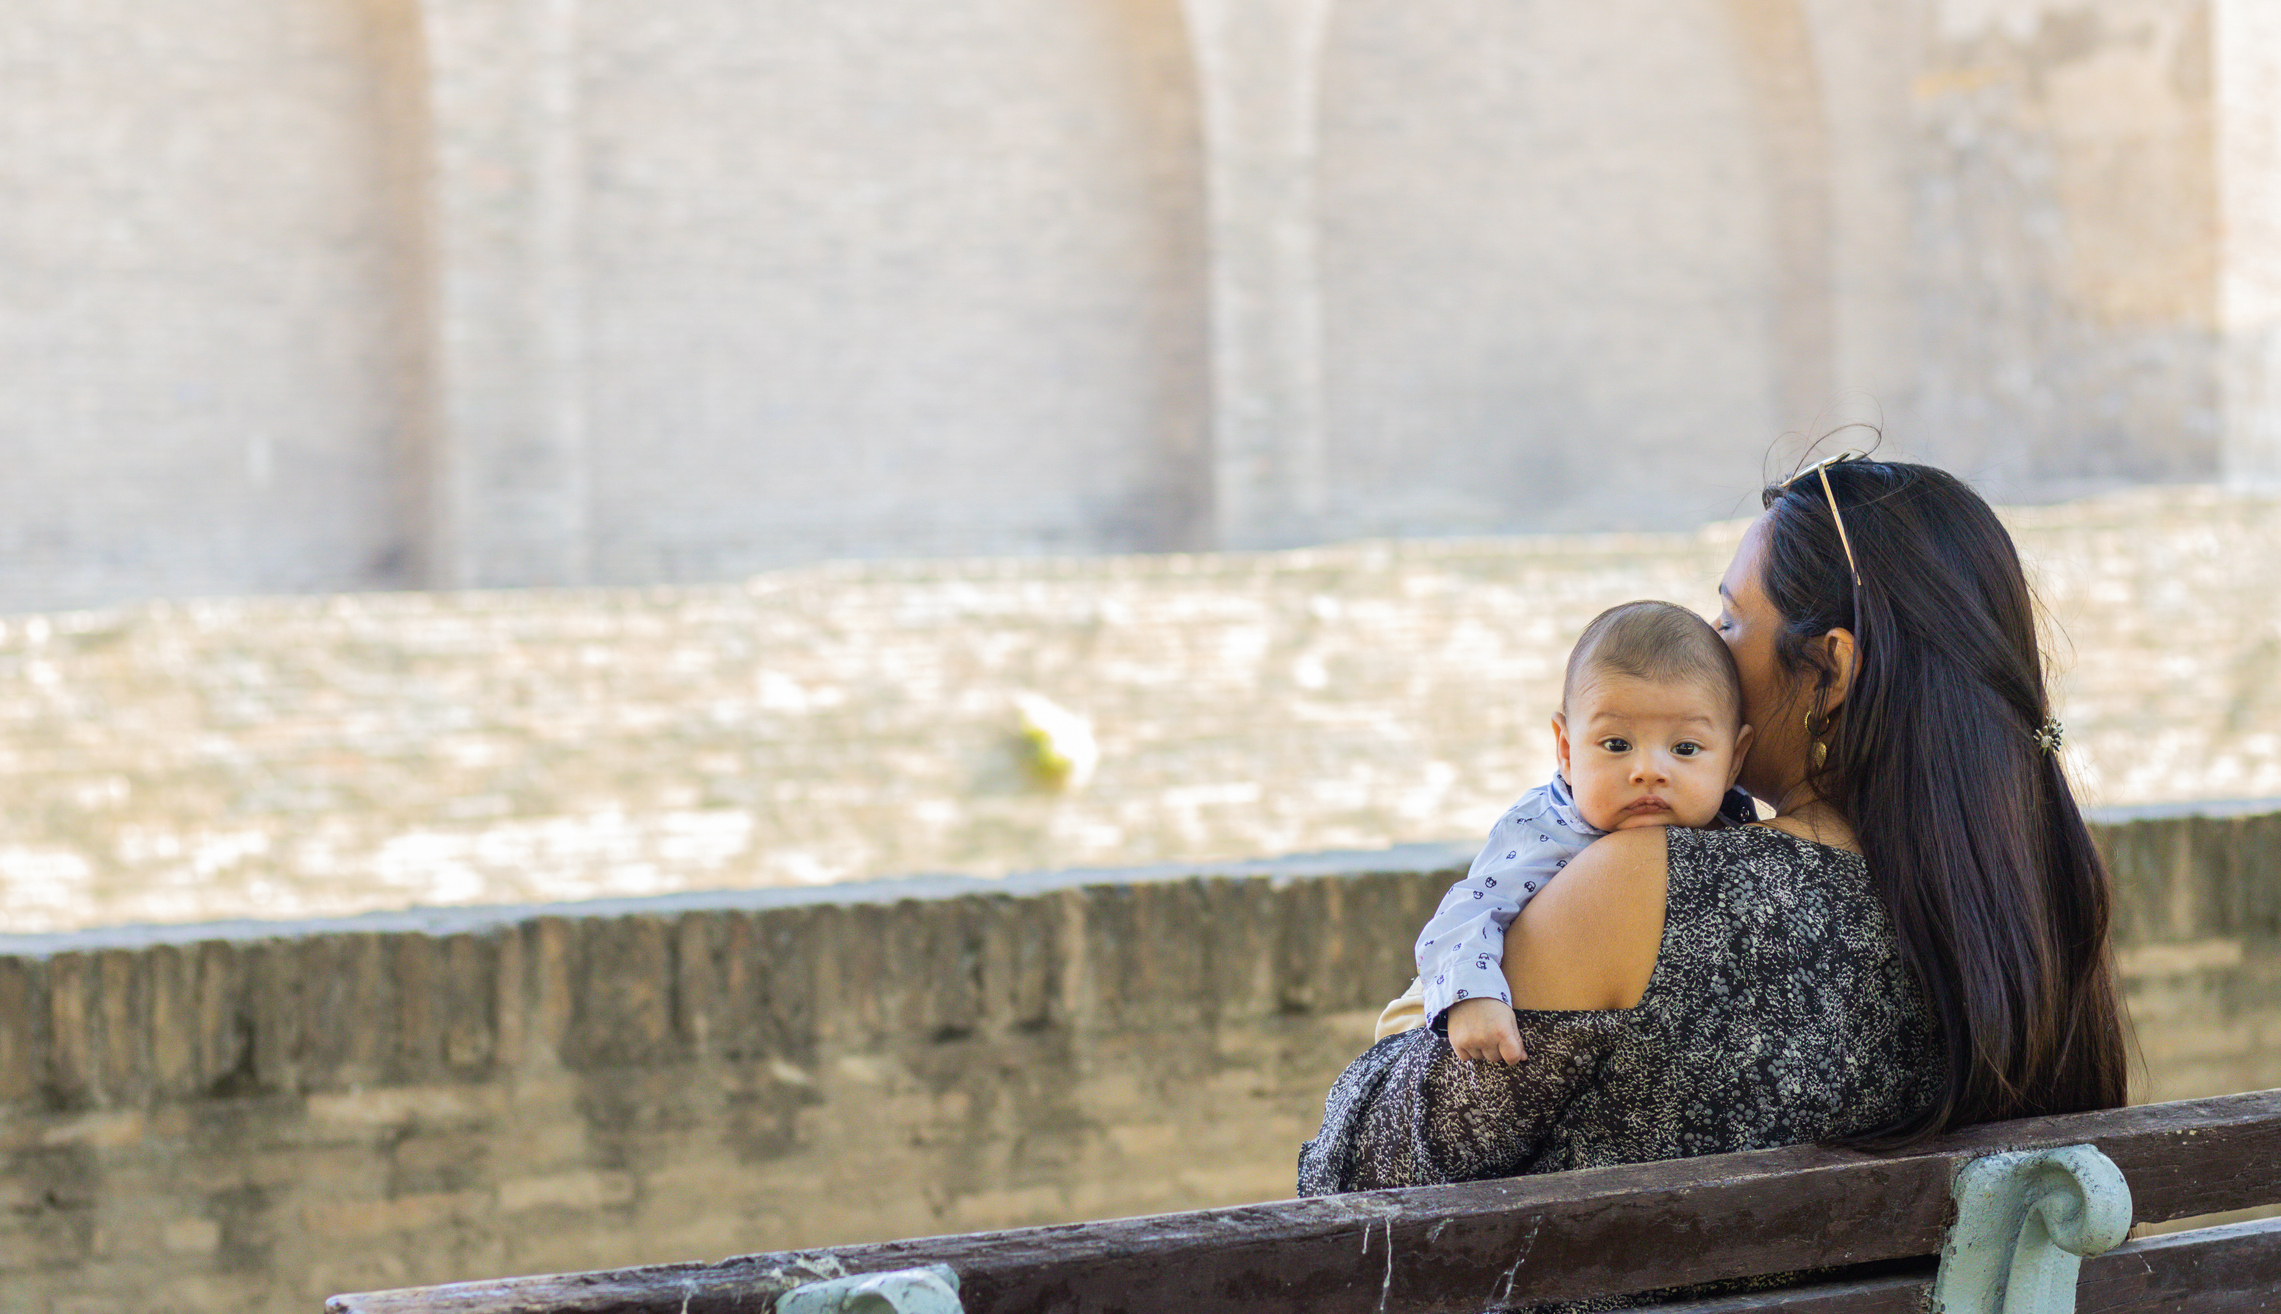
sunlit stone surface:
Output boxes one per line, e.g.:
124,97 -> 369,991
0,487 -> 2272,933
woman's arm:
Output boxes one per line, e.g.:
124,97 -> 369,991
1503,825 -> 1670,1012
1300,827 -> 1672,1194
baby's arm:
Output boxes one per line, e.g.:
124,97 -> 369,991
1415,785 -> 1597,1058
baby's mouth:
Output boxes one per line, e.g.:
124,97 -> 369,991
1623,796 -> 1670,814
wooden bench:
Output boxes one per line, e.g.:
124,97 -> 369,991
326,1088 -> 2281,1314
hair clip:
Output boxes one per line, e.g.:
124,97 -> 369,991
2032,717 -> 2064,755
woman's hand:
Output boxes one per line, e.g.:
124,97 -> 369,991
1446,997 -> 1527,1064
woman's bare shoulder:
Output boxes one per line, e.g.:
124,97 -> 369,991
1504,826 -> 1670,1012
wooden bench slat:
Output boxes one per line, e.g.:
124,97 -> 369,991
2079,1217 -> 2281,1314
1643,1270 -> 1927,1313
328,1090 -> 2281,1314
1653,1216 -> 2281,1314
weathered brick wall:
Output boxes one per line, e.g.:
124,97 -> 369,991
0,811 -> 2274,1313
2103,805 -> 2281,1102
0,852 -> 1455,1311
0,487 -> 2276,934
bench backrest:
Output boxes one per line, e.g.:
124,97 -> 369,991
327,1089 -> 2281,1314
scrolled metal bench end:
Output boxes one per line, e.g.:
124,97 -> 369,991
1931,1143 -> 2132,1314
775,1264 -> 963,1314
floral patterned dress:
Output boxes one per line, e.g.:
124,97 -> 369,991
1297,825 -> 1942,1305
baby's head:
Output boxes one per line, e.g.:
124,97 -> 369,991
1555,601 -> 1754,833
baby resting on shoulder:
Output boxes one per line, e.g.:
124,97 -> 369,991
1376,600 -> 1756,1062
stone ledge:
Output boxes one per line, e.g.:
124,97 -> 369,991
0,807 -> 2272,1113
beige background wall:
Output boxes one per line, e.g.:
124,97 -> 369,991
0,809 -> 2269,1314
7,0 -> 2281,609
0,0 -> 427,605
1909,0 -> 2226,493
575,0 -> 1211,579
1318,1 -> 1775,537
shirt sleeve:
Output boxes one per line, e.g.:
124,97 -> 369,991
1414,788 -> 1594,1025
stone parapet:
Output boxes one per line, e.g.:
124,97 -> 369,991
0,815 -> 2273,1312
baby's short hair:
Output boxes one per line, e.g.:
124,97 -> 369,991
1562,600 -> 1744,722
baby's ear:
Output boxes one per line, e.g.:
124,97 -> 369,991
1727,723 -> 1755,784
1551,712 -> 1572,776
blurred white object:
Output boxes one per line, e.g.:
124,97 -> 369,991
1013,692 -> 1099,791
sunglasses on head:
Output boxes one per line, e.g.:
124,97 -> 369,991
1779,451 -> 1865,588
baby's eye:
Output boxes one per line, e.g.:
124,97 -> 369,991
1598,737 -> 1632,754
1672,741 -> 1703,758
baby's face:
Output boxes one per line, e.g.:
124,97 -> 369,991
1555,672 -> 1750,833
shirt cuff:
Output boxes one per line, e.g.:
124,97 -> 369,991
1420,954 -> 1514,1024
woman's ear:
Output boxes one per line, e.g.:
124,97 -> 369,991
1815,627 -> 1860,711
1551,712 -> 1572,780
1726,724 -> 1754,786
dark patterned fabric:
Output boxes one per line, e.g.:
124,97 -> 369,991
1295,825 -> 1942,1309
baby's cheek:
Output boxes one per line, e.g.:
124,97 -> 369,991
1566,766 -> 1632,831
1671,778 -> 1729,827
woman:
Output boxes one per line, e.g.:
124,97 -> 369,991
1297,457 -> 2128,1203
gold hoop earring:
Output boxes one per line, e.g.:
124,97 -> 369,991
1804,702 -> 1830,770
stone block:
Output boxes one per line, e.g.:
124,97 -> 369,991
2119,938 -> 2246,977
299,1189 -> 489,1241
0,958 -> 44,1104
562,916 -> 674,1068
304,1086 -> 499,1130
145,944 -> 197,1099
387,933 -> 441,1081
38,1112 -> 146,1150
987,891 -> 1061,1031
161,1217 -> 222,1255
496,1170 -> 634,1214
95,949 -> 142,1104
240,940 -> 307,1097
742,905 -> 821,1060
192,941 -> 247,1097
527,917 -> 575,1062
671,914 -> 717,1055
46,955 -> 95,1108
490,927 -> 527,1069
424,933 -> 493,1076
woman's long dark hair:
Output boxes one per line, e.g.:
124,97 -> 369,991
1759,458 -> 2127,1142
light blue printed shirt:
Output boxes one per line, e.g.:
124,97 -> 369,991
1414,772 -> 1602,1026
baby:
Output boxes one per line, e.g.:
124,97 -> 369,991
1376,600 -> 1755,1062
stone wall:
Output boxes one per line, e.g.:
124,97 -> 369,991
0,810 -> 2273,1314
1,485 -> 2277,934
8,0 -> 2281,608
2103,804 -> 2281,1102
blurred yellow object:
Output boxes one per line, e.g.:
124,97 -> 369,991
1013,692 -> 1098,792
